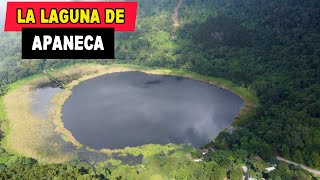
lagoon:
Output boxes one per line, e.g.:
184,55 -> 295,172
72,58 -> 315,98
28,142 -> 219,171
61,71 -> 244,149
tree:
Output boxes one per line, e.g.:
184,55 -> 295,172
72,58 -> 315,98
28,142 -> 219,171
230,167 -> 243,180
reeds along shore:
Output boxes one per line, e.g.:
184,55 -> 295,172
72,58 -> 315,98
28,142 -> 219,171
0,64 -> 258,163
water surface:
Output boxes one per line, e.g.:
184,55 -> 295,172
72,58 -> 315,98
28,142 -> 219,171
62,72 -> 244,149
31,87 -> 62,120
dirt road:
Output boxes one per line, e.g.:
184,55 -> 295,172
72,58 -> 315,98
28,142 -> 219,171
277,156 -> 320,176
172,0 -> 183,27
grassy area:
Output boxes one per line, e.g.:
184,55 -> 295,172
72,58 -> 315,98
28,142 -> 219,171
100,144 -> 180,159
0,63 -> 258,163
2,82 -> 73,163
0,97 -> 8,137
50,88 -> 82,147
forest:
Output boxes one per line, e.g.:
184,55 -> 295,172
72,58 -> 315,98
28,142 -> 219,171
0,0 -> 319,179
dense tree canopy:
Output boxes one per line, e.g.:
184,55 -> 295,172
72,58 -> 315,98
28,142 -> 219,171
0,0 -> 319,179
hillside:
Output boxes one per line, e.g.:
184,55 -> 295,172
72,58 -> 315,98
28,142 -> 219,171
117,0 -> 320,168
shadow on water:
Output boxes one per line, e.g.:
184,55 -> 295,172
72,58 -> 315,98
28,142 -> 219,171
144,79 -> 162,85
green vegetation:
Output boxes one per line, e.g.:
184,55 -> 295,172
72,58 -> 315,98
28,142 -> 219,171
117,0 -> 320,174
0,64 -> 258,179
0,0 -> 319,179
0,97 -> 5,124
0,63 -> 256,154
0,157 -> 109,179
2,76 -> 73,163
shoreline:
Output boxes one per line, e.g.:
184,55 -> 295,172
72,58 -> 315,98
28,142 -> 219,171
0,63 -> 259,160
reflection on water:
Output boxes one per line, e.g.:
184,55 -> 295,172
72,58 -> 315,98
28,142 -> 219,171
31,87 -> 61,120
61,72 -> 244,149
